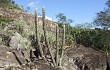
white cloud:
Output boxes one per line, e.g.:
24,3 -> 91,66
46,16 -> 53,21
28,1 -> 38,7
38,16 -> 56,21
38,16 -> 53,21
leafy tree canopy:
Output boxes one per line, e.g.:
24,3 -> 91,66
56,13 -> 73,25
94,1 -> 110,30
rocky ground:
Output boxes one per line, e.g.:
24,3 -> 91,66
62,45 -> 110,70
0,44 -> 110,70
0,45 -> 61,70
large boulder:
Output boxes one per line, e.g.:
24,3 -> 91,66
9,32 -> 22,49
0,45 -> 62,70
5,62 -> 62,70
64,45 -> 108,70
9,32 -> 30,50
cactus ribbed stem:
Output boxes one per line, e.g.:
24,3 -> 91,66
55,24 -> 59,66
59,24 -> 65,66
42,7 -> 56,67
35,8 -> 47,62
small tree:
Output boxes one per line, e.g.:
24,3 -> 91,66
94,1 -> 110,30
56,13 -> 74,46
27,7 -> 30,12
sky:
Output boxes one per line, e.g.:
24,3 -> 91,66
14,0 -> 107,26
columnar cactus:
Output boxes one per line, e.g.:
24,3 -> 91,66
42,7 -> 56,67
59,24 -> 65,66
55,24 -> 59,66
34,8 -> 47,62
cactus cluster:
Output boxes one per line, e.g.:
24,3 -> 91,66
34,7 -> 65,67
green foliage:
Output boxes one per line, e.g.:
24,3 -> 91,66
16,20 -> 35,39
56,13 -> 74,46
26,7 -> 30,12
56,12 -> 110,54
22,38 -> 31,51
65,34 -> 74,46
94,1 -> 110,30
0,0 -> 23,11
72,28 -> 110,54
56,13 -> 67,24
74,29 -> 98,47
34,21 -> 56,47
95,30 -> 110,53
75,23 -> 94,29
0,16 -> 12,28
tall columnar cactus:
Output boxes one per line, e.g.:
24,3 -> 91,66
59,24 -> 65,66
42,7 -> 56,67
55,24 -> 59,66
34,8 -> 47,62
35,8 -> 38,40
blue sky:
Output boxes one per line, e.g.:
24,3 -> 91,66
14,0 -> 107,26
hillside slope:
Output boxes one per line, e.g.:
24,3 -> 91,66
0,7 -> 110,70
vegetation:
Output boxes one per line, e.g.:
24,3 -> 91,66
72,28 -> 110,54
0,16 -> 11,28
56,13 -> 74,46
94,1 -> 110,30
0,0 -> 23,11
0,0 -> 110,68
56,11 -> 110,55
74,0 -> 110,54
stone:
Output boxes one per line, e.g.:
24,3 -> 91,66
9,32 -> 30,50
9,32 -> 22,50
0,37 -> 2,45
65,45 -> 108,70
62,55 -> 78,70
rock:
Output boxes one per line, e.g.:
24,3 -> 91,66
4,62 -> 62,70
0,37 -> 2,45
107,56 -> 110,70
0,33 -> 10,46
9,32 -> 31,63
65,45 -> 108,70
9,32 -> 30,50
0,46 -> 25,69
62,55 -> 78,70
9,32 -> 22,50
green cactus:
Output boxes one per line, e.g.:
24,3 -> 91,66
42,7 -> 56,67
34,8 -> 47,62
59,24 -> 65,66
55,24 -> 59,66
